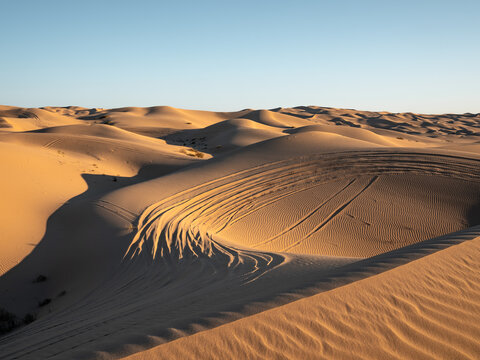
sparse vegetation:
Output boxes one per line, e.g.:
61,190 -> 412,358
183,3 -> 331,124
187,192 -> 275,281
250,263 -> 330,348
38,298 -> 51,308
23,313 -> 36,325
181,148 -> 205,158
0,308 -> 17,334
32,274 -> 47,283
1,308 -> 37,334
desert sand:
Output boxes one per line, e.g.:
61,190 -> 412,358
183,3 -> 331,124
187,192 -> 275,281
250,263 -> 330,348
0,105 -> 479,359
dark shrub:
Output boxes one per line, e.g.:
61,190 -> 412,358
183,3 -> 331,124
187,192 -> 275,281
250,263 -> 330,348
38,298 -> 51,307
33,275 -> 47,283
23,313 -> 36,325
0,308 -> 17,334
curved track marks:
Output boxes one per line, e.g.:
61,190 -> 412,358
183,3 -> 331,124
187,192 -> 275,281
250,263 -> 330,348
1,150 -> 479,360
125,150 -> 480,264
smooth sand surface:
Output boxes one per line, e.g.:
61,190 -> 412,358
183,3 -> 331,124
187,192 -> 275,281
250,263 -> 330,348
0,105 -> 479,359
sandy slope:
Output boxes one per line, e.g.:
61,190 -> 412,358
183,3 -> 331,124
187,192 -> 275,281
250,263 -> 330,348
0,105 -> 479,359
126,227 -> 480,360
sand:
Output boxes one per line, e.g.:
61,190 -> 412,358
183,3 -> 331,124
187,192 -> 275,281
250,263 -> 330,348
0,105 -> 479,359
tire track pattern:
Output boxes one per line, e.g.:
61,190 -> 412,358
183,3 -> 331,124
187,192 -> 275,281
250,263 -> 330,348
125,150 -> 480,266
1,150 -> 480,360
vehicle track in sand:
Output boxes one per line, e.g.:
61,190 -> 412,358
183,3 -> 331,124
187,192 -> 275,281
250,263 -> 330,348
126,150 -> 480,264
1,150 -> 480,360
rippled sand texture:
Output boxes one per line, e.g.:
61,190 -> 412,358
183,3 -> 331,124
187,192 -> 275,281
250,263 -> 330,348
0,105 -> 479,359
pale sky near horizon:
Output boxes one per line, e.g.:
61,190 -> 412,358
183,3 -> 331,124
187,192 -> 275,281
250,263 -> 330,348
1,0 -> 479,114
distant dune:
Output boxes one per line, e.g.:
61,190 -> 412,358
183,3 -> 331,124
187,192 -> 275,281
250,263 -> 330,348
0,105 -> 479,359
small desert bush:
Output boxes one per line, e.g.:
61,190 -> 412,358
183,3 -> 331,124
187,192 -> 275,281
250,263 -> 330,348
0,308 -> 37,335
0,308 -> 17,334
32,274 -> 47,283
23,313 -> 36,325
38,298 -> 51,308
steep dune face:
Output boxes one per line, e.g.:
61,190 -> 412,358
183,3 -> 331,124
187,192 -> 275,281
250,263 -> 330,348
0,105 -> 479,359
0,142 -> 87,275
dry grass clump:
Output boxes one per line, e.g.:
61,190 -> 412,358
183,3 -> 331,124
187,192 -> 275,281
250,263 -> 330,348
181,147 -> 205,158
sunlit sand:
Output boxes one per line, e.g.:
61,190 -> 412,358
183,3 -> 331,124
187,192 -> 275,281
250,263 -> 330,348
0,105 -> 479,359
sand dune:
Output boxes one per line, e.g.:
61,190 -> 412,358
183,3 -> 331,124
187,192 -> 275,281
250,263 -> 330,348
0,105 -> 479,359
129,226 -> 480,360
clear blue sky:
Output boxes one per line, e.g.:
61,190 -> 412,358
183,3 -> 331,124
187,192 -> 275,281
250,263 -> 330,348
1,0 -> 479,113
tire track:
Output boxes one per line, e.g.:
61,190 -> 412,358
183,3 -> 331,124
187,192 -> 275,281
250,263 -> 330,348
2,150 -> 480,359
251,178 -> 358,249
283,176 -> 379,252
43,138 -> 62,149
125,150 -> 480,267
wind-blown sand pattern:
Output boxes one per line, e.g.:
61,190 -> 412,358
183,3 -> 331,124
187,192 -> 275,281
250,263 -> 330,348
0,105 -> 479,359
